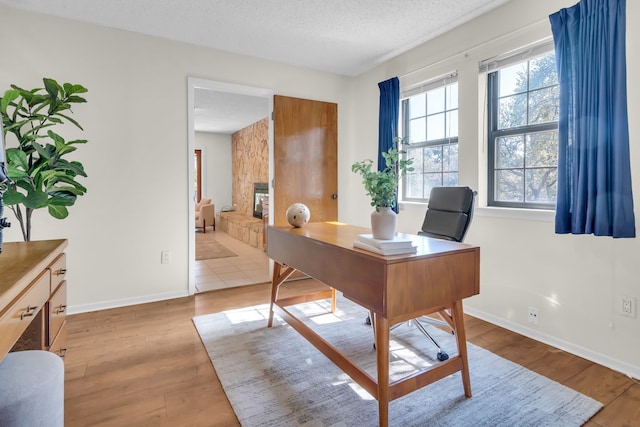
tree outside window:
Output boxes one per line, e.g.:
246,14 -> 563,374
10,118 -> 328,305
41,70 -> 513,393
488,51 -> 559,209
401,77 -> 458,202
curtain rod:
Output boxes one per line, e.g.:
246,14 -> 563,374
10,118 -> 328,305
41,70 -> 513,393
399,17 -> 550,80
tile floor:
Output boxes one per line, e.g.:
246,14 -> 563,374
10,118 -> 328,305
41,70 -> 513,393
194,230 -> 271,293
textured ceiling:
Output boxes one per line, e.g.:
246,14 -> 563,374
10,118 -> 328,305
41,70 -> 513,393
0,0 -> 511,133
194,90 -> 269,134
0,0 -> 510,76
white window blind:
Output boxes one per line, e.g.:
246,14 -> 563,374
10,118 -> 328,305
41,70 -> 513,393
478,39 -> 555,74
402,72 -> 458,99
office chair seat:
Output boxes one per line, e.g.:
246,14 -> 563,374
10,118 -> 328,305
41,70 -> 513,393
418,186 -> 475,242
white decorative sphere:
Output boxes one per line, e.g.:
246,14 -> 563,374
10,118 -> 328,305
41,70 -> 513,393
286,203 -> 311,228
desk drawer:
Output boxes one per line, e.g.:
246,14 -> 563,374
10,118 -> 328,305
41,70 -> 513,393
48,253 -> 67,293
48,280 -> 67,346
49,323 -> 67,358
0,271 -> 50,356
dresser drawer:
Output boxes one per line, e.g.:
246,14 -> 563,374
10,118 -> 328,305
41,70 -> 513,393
48,253 -> 67,293
47,280 -> 67,346
0,271 -> 50,356
49,322 -> 67,358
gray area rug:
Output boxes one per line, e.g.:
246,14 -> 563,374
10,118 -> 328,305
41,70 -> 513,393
193,295 -> 602,426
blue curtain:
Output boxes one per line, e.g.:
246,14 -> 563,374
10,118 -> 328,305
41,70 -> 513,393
378,77 -> 400,212
550,0 -> 635,238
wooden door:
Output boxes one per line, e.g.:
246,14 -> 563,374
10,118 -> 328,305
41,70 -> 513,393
273,95 -> 338,226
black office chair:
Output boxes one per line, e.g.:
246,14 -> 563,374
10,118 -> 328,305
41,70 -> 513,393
367,186 -> 476,361
418,186 -> 476,243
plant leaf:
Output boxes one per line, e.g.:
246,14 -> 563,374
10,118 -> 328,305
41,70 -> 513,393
6,148 -> 28,170
31,141 -> 52,160
65,95 -> 87,103
2,188 -> 25,205
54,112 -> 84,130
48,191 -> 77,206
0,89 -> 19,114
43,78 -> 60,99
23,190 -> 49,209
63,83 -> 88,95
48,204 -> 69,219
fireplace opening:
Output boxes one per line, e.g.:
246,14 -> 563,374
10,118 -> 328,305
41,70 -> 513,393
253,182 -> 269,219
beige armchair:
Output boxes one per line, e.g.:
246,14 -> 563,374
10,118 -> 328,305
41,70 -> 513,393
195,199 -> 215,232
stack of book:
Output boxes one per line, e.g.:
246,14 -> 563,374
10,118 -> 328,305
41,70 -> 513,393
353,233 -> 417,255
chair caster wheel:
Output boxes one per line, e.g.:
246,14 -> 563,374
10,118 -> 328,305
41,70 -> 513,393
437,351 -> 449,361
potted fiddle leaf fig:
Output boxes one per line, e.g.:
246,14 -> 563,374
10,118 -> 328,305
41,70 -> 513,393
0,78 -> 89,241
352,139 -> 413,239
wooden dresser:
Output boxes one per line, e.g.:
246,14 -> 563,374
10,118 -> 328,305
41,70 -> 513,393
0,239 -> 68,362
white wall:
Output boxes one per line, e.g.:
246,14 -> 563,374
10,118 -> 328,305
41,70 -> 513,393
0,6 -> 350,311
1,0 -> 638,379
345,0 -> 640,378
194,132 -> 232,212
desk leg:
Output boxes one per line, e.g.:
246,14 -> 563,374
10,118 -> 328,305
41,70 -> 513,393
374,313 -> 390,427
330,288 -> 337,313
268,262 -> 296,327
451,300 -> 472,397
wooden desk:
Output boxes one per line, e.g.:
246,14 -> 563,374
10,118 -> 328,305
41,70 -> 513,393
267,222 -> 480,427
0,239 -> 68,362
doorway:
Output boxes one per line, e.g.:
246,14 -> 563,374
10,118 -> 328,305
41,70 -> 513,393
187,78 -> 274,295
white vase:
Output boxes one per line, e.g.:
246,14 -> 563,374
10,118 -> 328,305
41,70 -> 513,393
370,207 -> 397,240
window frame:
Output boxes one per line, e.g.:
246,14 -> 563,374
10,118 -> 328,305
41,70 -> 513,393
400,74 -> 459,204
485,47 -> 559,210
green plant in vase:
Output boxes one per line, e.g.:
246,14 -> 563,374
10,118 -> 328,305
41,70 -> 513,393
0,78 -> 89,241
352,140 -> 413,239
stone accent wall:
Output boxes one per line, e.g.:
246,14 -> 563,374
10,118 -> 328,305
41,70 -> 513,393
223,117 -> 268,250
231,117 -> 269,217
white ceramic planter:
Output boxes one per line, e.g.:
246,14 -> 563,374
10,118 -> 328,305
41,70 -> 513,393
370,207 -> 397,240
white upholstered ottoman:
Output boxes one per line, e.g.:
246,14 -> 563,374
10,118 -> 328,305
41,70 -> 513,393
0,350 -> 64,427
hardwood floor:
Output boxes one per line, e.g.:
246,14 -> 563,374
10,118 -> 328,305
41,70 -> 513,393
64,280 -> 639,426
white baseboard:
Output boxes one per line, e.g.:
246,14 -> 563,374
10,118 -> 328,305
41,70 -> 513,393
464,306 -> 640,381
67,290 -> 190,315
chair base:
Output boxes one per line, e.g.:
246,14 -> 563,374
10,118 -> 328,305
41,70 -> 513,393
366,314 -> 452,361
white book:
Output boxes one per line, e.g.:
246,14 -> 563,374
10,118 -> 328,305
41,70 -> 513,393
353,240 -> 417,256
357,233 -> 414,249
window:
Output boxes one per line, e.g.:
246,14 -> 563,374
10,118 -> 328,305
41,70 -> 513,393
401,74 -> 458,202
486,48 -> 559,209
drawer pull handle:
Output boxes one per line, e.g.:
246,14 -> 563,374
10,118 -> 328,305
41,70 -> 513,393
55,304 -> 67,314
56,268 -> 67,276
58,348 -> 67,358
20,305 -> 37,320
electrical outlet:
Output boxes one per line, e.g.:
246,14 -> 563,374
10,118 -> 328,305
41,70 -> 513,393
619,295 -> 636,318
528,306 -> 539,325
161,250 -> 171,264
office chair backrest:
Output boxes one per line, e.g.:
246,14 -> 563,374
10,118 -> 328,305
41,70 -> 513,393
418,186 -> 476,242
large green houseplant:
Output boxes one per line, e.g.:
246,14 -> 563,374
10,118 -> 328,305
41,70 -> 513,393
0,78 -> 89,241
352,141 -> 413,239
